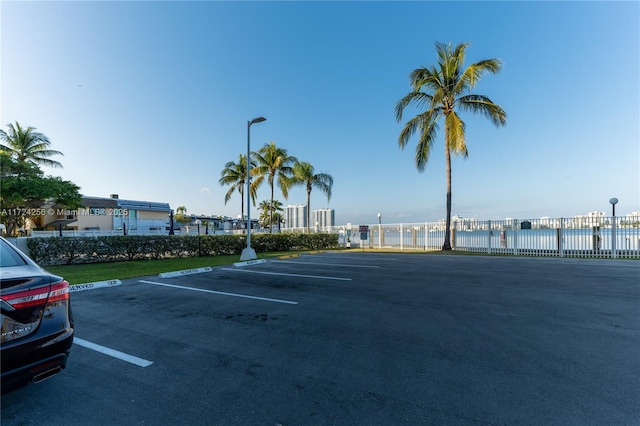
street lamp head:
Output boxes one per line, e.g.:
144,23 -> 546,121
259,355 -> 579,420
609,198 -> 619,217
249,116 -> 267,126
377,212 -> 381,219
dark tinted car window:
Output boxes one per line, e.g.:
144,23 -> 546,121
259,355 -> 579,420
0,240 -> 28,267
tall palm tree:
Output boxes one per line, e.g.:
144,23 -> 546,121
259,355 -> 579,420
285,161 -> 333,232
0,122 -> 63,168
218,154 -> 257,228
395,42 -> 507,250
252,141 -> 297,233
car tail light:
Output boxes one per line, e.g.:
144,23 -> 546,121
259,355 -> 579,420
47,281 -> 71,303
1,280 -> 70,309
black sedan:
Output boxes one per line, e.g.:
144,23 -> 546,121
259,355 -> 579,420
1,237 -> 74,393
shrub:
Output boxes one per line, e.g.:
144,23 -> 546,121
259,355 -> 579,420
26,233 -> 339,265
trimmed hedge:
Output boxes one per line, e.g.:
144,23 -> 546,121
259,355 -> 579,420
26,233 -> 339,265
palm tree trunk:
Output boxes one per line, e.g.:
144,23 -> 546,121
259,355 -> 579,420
270,184 -> 274,233
443,136 -> 453,250
306,189 -> 311,233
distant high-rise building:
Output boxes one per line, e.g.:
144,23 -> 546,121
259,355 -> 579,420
312,208 -> 335,228
283,204 -> 307,229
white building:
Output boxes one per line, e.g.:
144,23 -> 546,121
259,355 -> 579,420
440,215 -> 478,230
283,204 -> 307,229
573,211 -> 605,227
312,208 -> 335,228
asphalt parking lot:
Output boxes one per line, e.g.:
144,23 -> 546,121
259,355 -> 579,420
2,253 -> 639,425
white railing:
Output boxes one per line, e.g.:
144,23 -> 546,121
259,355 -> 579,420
352,217 -> 640,259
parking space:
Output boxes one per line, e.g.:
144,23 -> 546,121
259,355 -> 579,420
2,253 -> 639,425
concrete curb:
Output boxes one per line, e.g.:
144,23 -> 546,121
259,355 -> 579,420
233,259 -> 268,267
70,279 -> 122,292
159,267 -> 213,278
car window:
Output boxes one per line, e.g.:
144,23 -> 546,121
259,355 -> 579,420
0,240 -> 28,267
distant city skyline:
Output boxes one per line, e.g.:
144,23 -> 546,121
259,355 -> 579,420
2,2 -> 638,225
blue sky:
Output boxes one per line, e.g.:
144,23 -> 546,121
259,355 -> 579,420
2,1 -> 638,225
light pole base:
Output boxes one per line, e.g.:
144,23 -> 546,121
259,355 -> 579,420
240,247 -> 257,261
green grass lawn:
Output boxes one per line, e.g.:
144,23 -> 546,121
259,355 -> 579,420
46,251 -> 303,285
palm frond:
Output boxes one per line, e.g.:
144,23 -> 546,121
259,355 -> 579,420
414,125 -> 436,172
278,174 -> 290,199
395,91 -> 433,122
446,112 -> 468,157
224,185 -> 239,205
410,114 -> 440,172
312,173 -> 333,201
458,94 -> 507,126
457,58 -> 502,92
1,121 -> 63,168
398,115 -> 422,150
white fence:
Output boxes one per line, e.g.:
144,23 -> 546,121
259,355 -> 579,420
357,217 -> 640,259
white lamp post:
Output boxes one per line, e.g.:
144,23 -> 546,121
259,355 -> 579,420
195,219 -> 201,236
241,116 -> 266,261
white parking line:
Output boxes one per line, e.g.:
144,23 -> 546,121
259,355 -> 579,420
74,338 -> 153,367
220,268 -> 352,281
317,254 -> 398,261
138,280 -> 299,305
276,260 -> 380,268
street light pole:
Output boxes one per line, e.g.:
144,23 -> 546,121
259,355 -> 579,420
241,116 -> 266,261
610,198 -> 618,259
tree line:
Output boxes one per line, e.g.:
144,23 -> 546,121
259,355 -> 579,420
0,123 -> 82,236
2,41 -> 506,250
219,141 -> 334,233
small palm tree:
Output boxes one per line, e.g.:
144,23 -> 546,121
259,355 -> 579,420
258,200 -> 271,226
285,161 -> 333,232
219,154 -> 257,228
175,206 -> 187,223
272,211 -> 285,233
0,122 -> 63,168
395,42 -> 506,250
252,141 -> 297,233
258,199 -> 283,230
